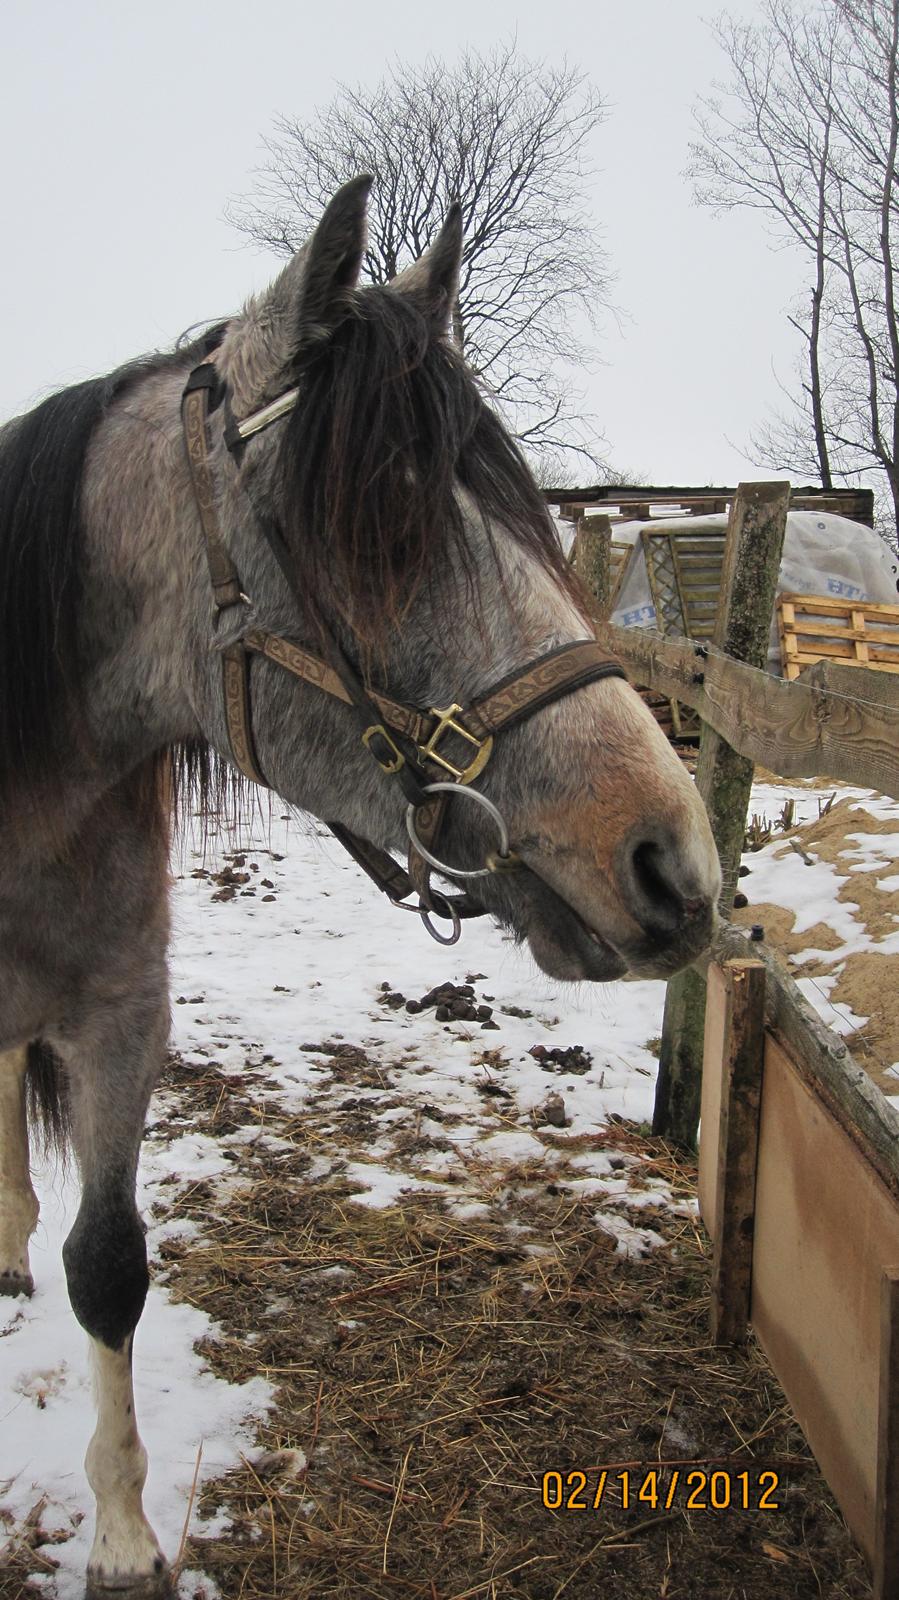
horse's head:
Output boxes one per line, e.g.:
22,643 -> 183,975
208,179 -> 720,981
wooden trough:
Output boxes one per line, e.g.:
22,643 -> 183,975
699,942 -> 899,1599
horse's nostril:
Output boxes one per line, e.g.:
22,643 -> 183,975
626,839 -> 711,941
631,841 -> 684,934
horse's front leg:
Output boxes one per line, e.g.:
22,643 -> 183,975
83,1333 -> 168,1599
55,993 -> 172,1599
0,1044 -> 39,1296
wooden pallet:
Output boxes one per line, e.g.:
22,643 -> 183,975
642,526 -> 727,642
778,594 -> 899,680
639,527 -> 729,739
608,539 -> 633,609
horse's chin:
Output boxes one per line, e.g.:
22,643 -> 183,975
526,918 -> 628,982
492,864 -> 714,984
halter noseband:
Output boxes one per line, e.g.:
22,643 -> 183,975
181,361 -> 626,945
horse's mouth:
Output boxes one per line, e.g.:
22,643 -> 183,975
478,857 -> 713,984
470,859 -> 628,982
526,907 -> 629,982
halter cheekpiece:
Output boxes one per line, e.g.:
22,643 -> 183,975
181,361 -> 626,945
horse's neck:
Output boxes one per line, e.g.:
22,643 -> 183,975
79,381 -> 212,758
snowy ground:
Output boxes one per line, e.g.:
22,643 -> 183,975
0,807 -> 669,1596
2,778 -> 896,1595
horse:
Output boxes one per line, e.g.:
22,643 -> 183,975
0,177 -> 720,1597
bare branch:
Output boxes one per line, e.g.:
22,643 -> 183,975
226,46 -> 610,474
691,0 -> 899,533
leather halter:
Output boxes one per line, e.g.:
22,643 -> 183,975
181,361 -> 626,943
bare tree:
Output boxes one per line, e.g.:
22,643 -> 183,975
688,0 -> 899,534
227,45 -> 609,472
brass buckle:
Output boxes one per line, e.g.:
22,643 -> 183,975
418,704 -> 493,784
361,723 -> 405,774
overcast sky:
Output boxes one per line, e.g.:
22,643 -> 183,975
3,0 -> 801,485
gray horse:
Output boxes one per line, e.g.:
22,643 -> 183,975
0,178 -> 719,1596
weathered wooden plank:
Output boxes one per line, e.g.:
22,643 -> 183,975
654,483 -> 790,1149
785,594 -> 899,621
874,1268 -> 899,1600
573,515 -> 612,619
698,964 -> 727,1234
802,659 -> 899,707
597,622 -> 899,803
711,923 -> 899,1191
544,484 -> 874,529
787,654 -> 899,680
708,961 -> 766,1346
786,622 -> 899,645
752,1034 -> 899,1566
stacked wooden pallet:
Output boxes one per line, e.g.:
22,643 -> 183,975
642,526 -> 727,641
778,594 -> 899,680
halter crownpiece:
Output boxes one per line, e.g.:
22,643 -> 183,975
181,361 -> 627,944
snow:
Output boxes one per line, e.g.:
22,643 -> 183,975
0,1166 -> 270,1599
5,775 -> 898,1592
2,806 -> 676,1594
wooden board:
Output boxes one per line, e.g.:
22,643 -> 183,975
779,594 -> 899,680
546,485 -> 875,528
709,963 -> 766,1345
609,540 -> 632,608
751,1034 -> 899,1571
596,621 -> 899,806
698,962 -> 728,1234
641,527 -> 728,642
876,1270 -> 899,1599
800,659 -> 899,709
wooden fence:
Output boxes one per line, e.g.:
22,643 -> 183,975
589,502 -> 899,1595
596,620 -> 899,803
699,934 -> 899,1600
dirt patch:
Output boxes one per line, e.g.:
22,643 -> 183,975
734,797 -> 899,1086
732,904 -> 842,963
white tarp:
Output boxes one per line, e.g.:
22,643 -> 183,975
605,511 -> 899,673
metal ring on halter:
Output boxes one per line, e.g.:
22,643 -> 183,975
419,891 -> 463,946
405,781 -> 512,880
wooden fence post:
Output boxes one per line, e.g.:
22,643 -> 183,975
574,514 -> 613,619
653,482 -> 790,1149
707,960 -> 766,1345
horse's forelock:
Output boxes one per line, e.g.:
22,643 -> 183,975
272,286 -> 585,654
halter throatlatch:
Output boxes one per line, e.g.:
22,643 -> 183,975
181,361 -> 627,944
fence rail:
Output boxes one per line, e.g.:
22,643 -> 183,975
595,620 -> 899,803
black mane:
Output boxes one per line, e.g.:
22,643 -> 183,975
0,326 -> 226,811
275,287 -> 584,651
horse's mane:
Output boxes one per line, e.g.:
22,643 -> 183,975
0,291 -> 585,830
0,326 -> 226,816
275,286 -> 585,653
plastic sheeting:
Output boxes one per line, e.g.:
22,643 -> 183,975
605,511 -> 899,673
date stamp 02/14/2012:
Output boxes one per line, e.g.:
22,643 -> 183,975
542,1468 -> 782,1515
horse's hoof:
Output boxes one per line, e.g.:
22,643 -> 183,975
0,1269 -> 33,1297
85,1564 -> 174,1599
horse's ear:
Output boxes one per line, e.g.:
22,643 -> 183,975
223,177 -> 372,407
390,203 -> 464,335
293,175 -> 372,353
